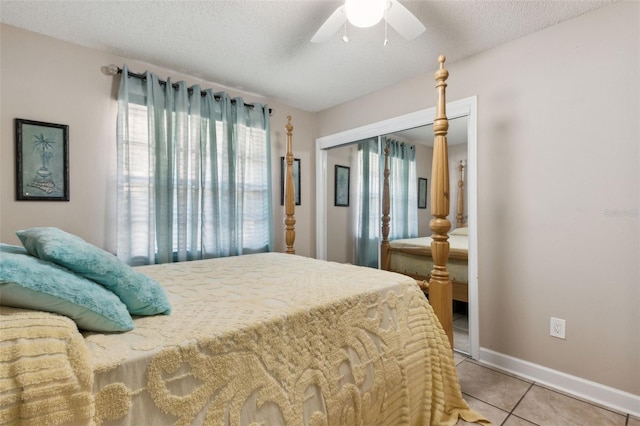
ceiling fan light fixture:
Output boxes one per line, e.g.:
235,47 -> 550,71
345,0 -> 386,28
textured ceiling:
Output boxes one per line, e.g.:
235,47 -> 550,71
0,0 -> 613,112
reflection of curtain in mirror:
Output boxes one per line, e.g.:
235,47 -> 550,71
387,138 -> 417,240
355,138 -> 417,268
355,138 -> 380,268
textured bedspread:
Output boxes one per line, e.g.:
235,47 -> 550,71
1,252 -> 485,425
0,307 -> 93,426
84,253 -> 484,425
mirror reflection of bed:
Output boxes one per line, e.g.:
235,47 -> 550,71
324,116 -> 470,353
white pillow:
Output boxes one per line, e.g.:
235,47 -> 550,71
449,227 -> 468,236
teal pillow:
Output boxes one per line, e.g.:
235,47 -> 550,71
0,244 -> 133,332
16,227 -> 171,316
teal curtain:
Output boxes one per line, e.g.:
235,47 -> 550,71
116,65 -> 272,265
355,137 -> 417,268
355,138 -> 380,268
385,137 -> 418,240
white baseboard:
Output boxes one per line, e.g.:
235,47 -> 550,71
478,348 -> 640,418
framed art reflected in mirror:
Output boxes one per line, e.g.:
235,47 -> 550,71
418,177 -> 427,209
334,165 -> 350,207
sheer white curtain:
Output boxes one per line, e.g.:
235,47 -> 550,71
386,138 -> 418,240
116,65 -> 272,265
355,138 -> 380,268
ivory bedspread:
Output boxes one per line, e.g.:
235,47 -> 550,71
85,253 -> 482,425
0,307 -> 93,426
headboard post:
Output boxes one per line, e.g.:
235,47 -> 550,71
457,160 -> 465,228
380,140 -> 391,270
284,116 -> 296,254
429,56 -> 453,348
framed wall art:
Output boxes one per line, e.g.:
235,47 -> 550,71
15,119 -> 69,201
280,156 -> 301,206
418,177 -> 428,209
334,165 -> 350,207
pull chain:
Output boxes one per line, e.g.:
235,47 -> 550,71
383,9 -> 388,46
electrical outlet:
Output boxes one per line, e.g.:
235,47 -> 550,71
550,317 -> 566,339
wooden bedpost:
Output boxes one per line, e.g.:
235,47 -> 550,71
457,160 -> 465,228
381,140 -> 391,270
429,56 -> 454,348
284,116 -> 296,254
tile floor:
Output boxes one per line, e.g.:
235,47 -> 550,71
453,312 -> 469,354
452,352 -> 639,426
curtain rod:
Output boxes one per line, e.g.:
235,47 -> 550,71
107,65 -> 272,115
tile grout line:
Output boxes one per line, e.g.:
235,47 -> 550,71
499,381 -> 536,426
460,390 -> 506,414
457,359 -> 535,425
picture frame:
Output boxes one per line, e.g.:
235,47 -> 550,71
15,119 -> 69,201
334,165 -> 350,207
280,157 -> 301,206
418,177 -> 428,209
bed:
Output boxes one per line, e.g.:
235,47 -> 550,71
386,227 -> 468,303
1,56 -> 486,425
381,160 -> 468,304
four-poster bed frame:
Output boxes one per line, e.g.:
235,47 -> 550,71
284,116 -> 296,254
287,56 -> 456,345
379,56 -> 456,345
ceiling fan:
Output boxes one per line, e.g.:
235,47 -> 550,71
311,0 -> 426,43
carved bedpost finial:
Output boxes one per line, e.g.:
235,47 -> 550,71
286,115 -> 293,133
284,116 -> 296,254
434,56 -> 449,137
429,54 -> 453,348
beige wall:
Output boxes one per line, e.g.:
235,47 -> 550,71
326,143 -> 357,264
0,24 -> 317,257
317,2 -> 640,395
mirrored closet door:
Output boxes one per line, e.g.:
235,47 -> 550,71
315,98 -> 478,357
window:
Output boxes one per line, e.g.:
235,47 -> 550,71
117,69 -> 272,264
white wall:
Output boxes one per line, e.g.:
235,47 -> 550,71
317,2 -> 640,396
0,24 -> 317,258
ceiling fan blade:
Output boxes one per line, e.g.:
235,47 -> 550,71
385,0 -> 426,40
311,5 -> 346,43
